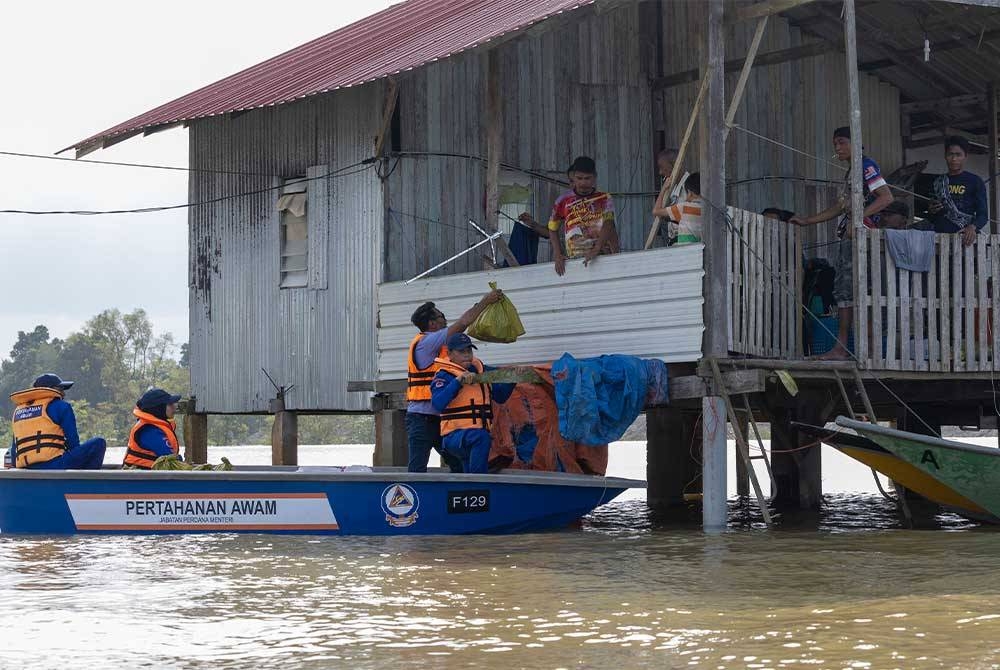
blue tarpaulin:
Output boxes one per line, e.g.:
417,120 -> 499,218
551,354 -> 669,446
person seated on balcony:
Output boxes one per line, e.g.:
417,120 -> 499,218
9,374 -> 106,470
879,200 -> 910,230
653,173 -> 703,245
762,208 -> 794,223
406,290 -> 502,473
927,136 -> 988,247
430,333 -> 518,474
789,126 -> 894,361
547,156 -> 620,276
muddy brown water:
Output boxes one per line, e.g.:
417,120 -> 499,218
2,443 -> 998,669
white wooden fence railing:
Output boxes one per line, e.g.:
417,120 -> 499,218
727,208 -> 803,359
855,228 -> 999,372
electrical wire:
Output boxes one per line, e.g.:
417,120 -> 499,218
730,124 -> 1000,227
0,149 -> 277,177
0,160 -> 375,216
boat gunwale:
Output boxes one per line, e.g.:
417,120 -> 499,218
0,468 -> 646,489
836,416 -> 999,458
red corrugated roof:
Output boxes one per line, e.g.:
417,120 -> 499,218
67,0 -> 594,156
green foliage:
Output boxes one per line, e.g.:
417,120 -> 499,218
0,309 -> 374,448
298,415 -> 374,445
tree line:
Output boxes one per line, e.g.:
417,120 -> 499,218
0,309 -> 373,447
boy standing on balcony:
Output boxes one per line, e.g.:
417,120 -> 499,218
789,126 -> 894,360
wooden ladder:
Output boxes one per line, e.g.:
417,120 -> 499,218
708,359 -> 773,526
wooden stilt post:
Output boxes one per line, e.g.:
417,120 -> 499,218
372,395 -> 408,467
182,408 -> 208,465
735,409 -> 750,499
843,0 -> 866,362
766,392 -> 826,511
701,0 -> 728,531
646,407 -> 701,508
270,396 -> 298,466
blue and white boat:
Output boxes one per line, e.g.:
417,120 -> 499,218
0,467 -> 642,535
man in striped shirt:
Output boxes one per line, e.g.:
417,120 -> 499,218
790,126 -> 894,360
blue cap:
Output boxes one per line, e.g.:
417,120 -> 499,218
447,333 -> 478,351
137,388 -> 183,412
33,373 -> 74,391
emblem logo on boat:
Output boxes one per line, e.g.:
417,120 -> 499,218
382,483 -> 419,527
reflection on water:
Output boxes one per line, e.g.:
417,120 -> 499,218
2,443 -> 999,669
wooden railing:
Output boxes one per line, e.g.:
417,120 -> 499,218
726,208 -> 803,359
855,228 -> 999,372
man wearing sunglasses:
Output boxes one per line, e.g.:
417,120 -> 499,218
406,289 -> 502,472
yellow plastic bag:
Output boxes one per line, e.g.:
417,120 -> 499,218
467,282 -> 526,343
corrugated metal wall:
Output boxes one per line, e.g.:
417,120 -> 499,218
188,85 -> 383,413
657,2 -> 902,262
185,0 -> 909,411
377,246 -> 705,380
383,2 -> 656,282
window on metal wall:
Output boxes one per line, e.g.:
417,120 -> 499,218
278,178 -> 308,288
498,169 -> 532,236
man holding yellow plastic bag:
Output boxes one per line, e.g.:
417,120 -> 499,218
406,288 -> 503,472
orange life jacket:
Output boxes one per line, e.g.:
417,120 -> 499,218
436,358 -> 493,435
10,387 -> 68,468
406,333 -> 447,402
123,408 -> 179,469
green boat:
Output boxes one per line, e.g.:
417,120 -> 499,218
837,416 -> 1000,522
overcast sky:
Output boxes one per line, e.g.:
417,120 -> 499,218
0,0 -> 395,358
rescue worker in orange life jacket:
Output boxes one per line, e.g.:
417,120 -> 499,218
8,373 -> 107,469
430,333 -> 520,474
406,289 -> 503,473
123,388 -> 182,469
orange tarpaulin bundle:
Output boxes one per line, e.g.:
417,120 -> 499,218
489,365 -> 608,475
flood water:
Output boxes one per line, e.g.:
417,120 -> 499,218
2,442 -> 1000,669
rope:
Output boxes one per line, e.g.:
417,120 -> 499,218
730,124 -> 1000,227
729,124 -> 845,171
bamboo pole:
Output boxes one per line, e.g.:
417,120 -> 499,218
644,66 -> 713,250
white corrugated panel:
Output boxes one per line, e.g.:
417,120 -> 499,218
377,245 -> 705,380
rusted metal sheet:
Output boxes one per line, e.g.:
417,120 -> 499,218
188,86 -> 383,413
376,245 -> 706,381
67,0 -> 597,156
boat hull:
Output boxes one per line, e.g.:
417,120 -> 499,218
836,417 -> 1000,521
795,422 -> 990,516
0,468 -> 641,536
